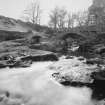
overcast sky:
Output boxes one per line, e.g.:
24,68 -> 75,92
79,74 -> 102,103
0,0 -> 92,25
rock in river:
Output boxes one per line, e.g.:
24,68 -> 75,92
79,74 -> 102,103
0,50 -> 58,68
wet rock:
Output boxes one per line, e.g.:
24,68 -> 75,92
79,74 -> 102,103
65,56 -> 74,59
52,72 -> 93,87
9,60 -> 32,68
60,80 -> 93,87
91,71 -> 105,100
20,53 -> 58,62
0,56 -> 32,68
0,95 -> 4,102
60,81 -> 71,86
86,58 -> 104,65
52,71 -> 94,87
5,91 -> 10,98
0,91 -> 10,103
78,56 -> 85,61
0,47 -> 58,68
50,58 -> 98,88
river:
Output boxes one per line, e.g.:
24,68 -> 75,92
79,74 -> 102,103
0,60 -> 100,105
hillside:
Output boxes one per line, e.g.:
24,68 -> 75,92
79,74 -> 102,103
0,16 -> 32,32
0,15 -> 52,33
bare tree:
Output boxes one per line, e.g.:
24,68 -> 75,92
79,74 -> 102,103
67,13 -> 75,29
23,0 -> 42,24
58,8 -> 67,30
49,7 -> 59,30
74,11 -> 89,27
49,7 -> 67,30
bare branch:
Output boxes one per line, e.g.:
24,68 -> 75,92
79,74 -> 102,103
23,0 -> 42,24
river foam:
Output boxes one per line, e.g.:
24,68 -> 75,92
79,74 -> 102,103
0,61 -> 96,105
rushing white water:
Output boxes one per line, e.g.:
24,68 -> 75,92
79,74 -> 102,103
0,61 -> 97,105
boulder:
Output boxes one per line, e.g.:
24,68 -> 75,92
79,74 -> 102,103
52,72 -> 93,87
0,47 -> 58,68
50,59 -> 97,87
91,71 -> 105,100
78,56 -> 85,61
10,60 -> 32,68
